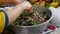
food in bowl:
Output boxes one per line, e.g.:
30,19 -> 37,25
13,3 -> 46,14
29,0 -> 59,8
13,9 -> 50,26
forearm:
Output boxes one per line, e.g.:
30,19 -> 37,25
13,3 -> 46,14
6,4 -> 24,25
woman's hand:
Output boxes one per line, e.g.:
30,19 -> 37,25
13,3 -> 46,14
21,1 -> 32,10
21,1 -> 32,13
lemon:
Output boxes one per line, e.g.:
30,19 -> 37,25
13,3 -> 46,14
39,1 -> 45,7
50,2 -> 59,7
36,2 -> 40,5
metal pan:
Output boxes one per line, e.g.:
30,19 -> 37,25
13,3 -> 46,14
12,5 -> 53,34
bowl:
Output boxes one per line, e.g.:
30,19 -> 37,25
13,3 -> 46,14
12,5 -> 53,34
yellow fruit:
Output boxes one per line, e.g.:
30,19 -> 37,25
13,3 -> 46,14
35,2 -> 40,5
50,2 -> 59,7
39,1 -> 45,7
29,0 -> 38,4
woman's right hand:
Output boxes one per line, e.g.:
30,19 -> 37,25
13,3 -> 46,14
21,1 -> 32,13
21,1 -> 32,10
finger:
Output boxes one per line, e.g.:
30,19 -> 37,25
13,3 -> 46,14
27,7 -> 32,13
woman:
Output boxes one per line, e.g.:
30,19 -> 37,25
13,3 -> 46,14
0,0 -> 32,33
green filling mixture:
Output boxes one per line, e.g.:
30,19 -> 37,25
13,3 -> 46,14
13,10 -> 50,26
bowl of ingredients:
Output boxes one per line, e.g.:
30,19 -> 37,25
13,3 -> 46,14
12,5 -> 53,34
28,0 -> 60,8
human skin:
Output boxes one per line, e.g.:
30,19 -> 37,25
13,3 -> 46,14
0,0 -> 32,25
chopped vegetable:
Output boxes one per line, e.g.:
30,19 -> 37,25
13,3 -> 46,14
13,10 -> 50,26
